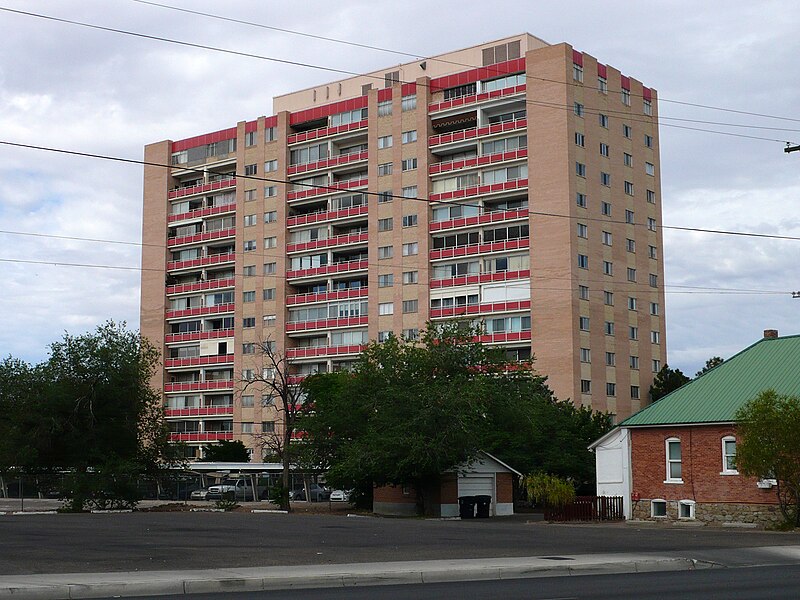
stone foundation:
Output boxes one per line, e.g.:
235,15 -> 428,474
632,499 -> 782,527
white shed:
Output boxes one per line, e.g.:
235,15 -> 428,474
589,427 -> 632,519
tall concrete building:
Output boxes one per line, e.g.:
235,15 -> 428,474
141,34 -> 666,459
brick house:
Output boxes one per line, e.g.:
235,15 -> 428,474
373,452 -> 520,517
591,330 -> 800,526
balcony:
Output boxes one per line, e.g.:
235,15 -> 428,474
430,238 -> 529,261
168,203 -> 236,224
287,119 -> 368,145
429,178 -> 527,203
428,83 -> 526,114
429,118 -> 527,148
287,149 -> 368,176
169,432 -> 234,442
164,380 -> 234,393
287,205 -> 369,228
430,149 -> 528,176
163,354 -> 235,369
286,232 -> 368,254
286,259 -> 368,280
285,344 -> 366,359
286,177 -> 368,202
164,329 -> 234,344
165,406 -> 234,418
167,252 -> 235,272
431,269 -> 531,289
167,177 -> 236,200
430,300 -> 531,319
475,330 -> 532,344
430,208 -> 528,232
167,227 -> 236,248
287,287 -> 368,306
165,303 -> 235,320
166,277 -> 235,296
286,315 -> 369,333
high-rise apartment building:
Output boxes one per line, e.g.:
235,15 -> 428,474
141,34 -> 666,459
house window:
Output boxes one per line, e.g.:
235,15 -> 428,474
625,181 -> 635,196
581,379 -> 591,394
653,359 -> 661,372
603,260 -> 613,276
244,164 -> 257,176
573,63 -> 583,82
242,369 -> 255,381
679,500 -> 695,519
264,262 -> 277,274
600,172 -> 611,186
574,102 -> 584,117
602,231 -> 612,246
722,436 -> 738,474
576,192 -> 587,208
629,326 -> 639,340
402,299 -> 418,313
577,254 -> 588,269
580,348 -> 591,363
647,189 -> 656,204
579,285 -> 589,300
378,162 -> 393,176
604,321 -> 614,335
598,77 -> 607,93
599,113 -> 609,128
245,131 -> 257,147
265,186 -> 277,198
243,317 -> 256,329
627,268 -> 637,283
264,236 -> 277,249
402,214 -> 418,228
378,245 -> 393,259
649,245 -> 658,259
648,218 -> 657,231
402,186 -> 417,198
403,328 -> 419,340
402,130 -> 417,144
379,302 -> 394,315
605,352 -> 616,367
402,271 -> 418,284
651,330 -> 661,344
378,135 -> 393,149
651,499 -> 667,518
623,153 -> 633,167
623,124 -> 632,138
377,331 -> 392,342
264,211 -> 277,223
650,302 -> 659,316
621,88 -> 631,106
242,344 -> 255,355
402,242 -> 418,256
378,274 -> 394,288
378,100 -> 393,116
630,356 -> 639,369
378,190 -> 393,203
645,134 -> 653,148
401,158 -> 417,171
600,143 -> 609,157
576,162 -> 586,177
243,240 -> 257,252
401,95 -> 417,111
643,99 -> 653,115
666,438 -> 683,482
263,288 -> 275,301
378,217 -> 393,231
631,385 -> 640,399
606,382 -> 616,396
627,239 -> 636,253
241,422 -> 254,434
262,421 -> 275,433
263,314 -> 276,326
576,223 -> 588,238
579,316 -> 590,331
264,160 -> 278,172
575,132 -> 585,147
646,162 -> 655,176
243,291 -> 256,303
265,127 -> 276,142
241,395 -> 254,407
649,273 -> 659,288
243,265 -> 256,277
604,291 -> 614,305
601,201 -> 612,216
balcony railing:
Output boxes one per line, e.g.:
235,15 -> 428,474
164,329 -> 234,344
166,277 -> 235,296
164,380 -> 234,393
168,177 -> 236,200
430,300 -> 531,319
165,303 -> 235,320
167,227 -> 236,247
430,238 -> 529,261
165,406 -> 234,418
285,344 -> 366,359
169,432 -> 234,442
167,252 -> 235,272
286,315 -> 369,333
286,232 -> 368,254
430,148 -> 528,176
429,178 -> 528,203
428,83 -> 526,113
287,205 -> 368,228
287,119 -> 368,145
429,118 -> 527,148
286,259 -> 368,280
430,208 -> 528,232
286,287 -> 368,306
164,354 -> 235,368
430,269 -> 531,289
286,177 -> 368,202
475,330 -> 532,344
287,149 -> 368,176
168,203 -> 236,224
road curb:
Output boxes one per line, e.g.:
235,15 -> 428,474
0,555 -> 703,599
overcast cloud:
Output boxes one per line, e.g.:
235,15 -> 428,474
0,0 -> 798,377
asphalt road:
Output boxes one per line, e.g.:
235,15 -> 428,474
1,510 -> 799,575
116,565 -> 800,600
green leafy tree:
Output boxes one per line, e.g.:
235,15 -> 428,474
695,356 -> 724,378
649,364 -> 691,402
201,440 -> 250,462
735,390 -> 800,527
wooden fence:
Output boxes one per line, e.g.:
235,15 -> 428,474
544,496 -> 624,522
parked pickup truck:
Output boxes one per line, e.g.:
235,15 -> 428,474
205,478 -> 266,501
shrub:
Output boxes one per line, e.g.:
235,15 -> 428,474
524,473 -> 576,508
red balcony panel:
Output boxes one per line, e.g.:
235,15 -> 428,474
286,150 -> 368,176
429,238 -> 529,261
429,269 -> 531,289
430,148 -> 528,175
287,119 -> 368,145
167,178 -> 236,200
429,208 -> 529,232
287,205 -> 368,228
429,300 -> 531,319
285,316 -> 369,333
169,432 -> 234,442
429,178 -> 528,203
164,380 -> 234,393
168,203 -> 236,224
166,277 -> 235,296
286,259 -> 368,280
167,227 -> 236,247
164,329 -> 234,344
165,303 -> 235,320
286,232 -> 368,254
165,407 -> 234,418
286,287 -> 368,305
285,344 -> 366,359
475,330 -> 532,344
164,354 -> 235,368
428,83 -> 526,113
429,118 -> 527,148
286,375 -> 306,385
167,252 -> 235,272
286,178 -> 368,202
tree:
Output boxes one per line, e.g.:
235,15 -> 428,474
300,322 -> 613,514
695,356 -> 724,378
201,440 -> 250,463
735,389 -> 800,527
649,364 -> 690,402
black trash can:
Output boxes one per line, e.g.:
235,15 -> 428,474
475,495 -> 492,518
458,495 -> 477,519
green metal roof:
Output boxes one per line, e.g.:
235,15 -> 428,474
621,335 -> 800,427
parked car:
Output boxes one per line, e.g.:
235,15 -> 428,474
289,483 -> 331,502
206,479 -> 265,501
329,489 -> 352,502
190,488 -> 209,501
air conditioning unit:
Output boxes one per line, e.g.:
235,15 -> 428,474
756,479 -> 775,489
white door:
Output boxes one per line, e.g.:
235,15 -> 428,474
458,475 -> 495,514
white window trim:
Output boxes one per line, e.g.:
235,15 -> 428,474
678,499 -> 696,520
651,499 -> 668,518
720,435 -> 739,475
665,437 -> 684,484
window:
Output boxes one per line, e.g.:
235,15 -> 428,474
575,132 -> 585,147
625,181 -> 635,196
581,379 -> 591,394
264,314 -> 276,326
573,63 -> 583,82
576,192 -> 587,208
577,223 -> 588,238
241,394 -> 254,407
403,328 -> 419,340
402,242 -> 418,256
243,317 -> 255,328
378,331 -> 392,342
245,131 -> 257,147
264,262 -> 276,274
241,422 -> 254,434
628,297 -> 638,312
401,158 -> 417,171
243,265 -> 256,277
627,268 -> 637,283
646,162 -> 655,176
603,261 -> 613,276
264,160 -> 278,172
379,302 -> 394,315
576,162 -> 586,177
402,214 -> 418,228
262,394 -> 274,407
600,143 -> 609,157
649,245 -> 658,259
378,135 -> 393,149
378,245 -> 393,259
621,88 -> 631,106
402,186 -> 417,198
378,100 -> 393,116
629,326 -> 639,340
651,330 -> 661,344
623,153 -> 633,167
652,359 -> 661,372
244,189 -> 257,202
580,348 -> 591,363
401,95 -> 417,111
243,240 -> 257,252
679,500 -> 695,519
378,162 -> 393,176
599,113 -> 609,128
630,356 -> 639,369
262,421 -> 275,433
244,163 -> 257,176
605,352 -> 616,367
402,299 -> 418,313
579,285 -> 589,300
579,316 -> 590,331
265,186 -> 277,198
606,382 -> 617,396
649,273 -> 658,288
402,130 -> 417,144
604,321 -> 615,335
666,439 -> 682,482
604,290 -> 614,306
627,239 -> 636,253
378,217 -> 393,231
643,99 -> 652,116
631,385 -> 640,399
647,189 -> 656,204
648,217 -> 657,231
623,124 -> 632,138
722,437 -> 738,474
600,172 -> 611,186
602,231 -> 612,246
402,270 -> 418,284
644,134 -> 653,148
650,302 -> 659,316
597,77 -> 607,93
577,254 -> 588,269
574,102 -> 584,117
265,127 -> 276,142
243,291 -> 256,303
378,190 -> 392,203
651,500 -> 667,518
242,344 -> 255,355
601,201 -> 612,216
263,288 -> 275,301
264,236 -> 277,249
264,211 -> 277,223
378,274 -> 393,288
444,83 -> 477,100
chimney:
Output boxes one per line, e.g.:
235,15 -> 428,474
763,329 -> 779,339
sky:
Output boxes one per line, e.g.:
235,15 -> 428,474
0,0 -> 798,378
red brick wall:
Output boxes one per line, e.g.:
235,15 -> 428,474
630,425 -> 777,505
496,473 -> 514,503
441,475 -> 458,504
374,484 -> 416,504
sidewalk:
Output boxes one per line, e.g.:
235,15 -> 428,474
0,552 -> 709,599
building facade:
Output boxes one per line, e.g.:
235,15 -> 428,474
141,34 -> 666,459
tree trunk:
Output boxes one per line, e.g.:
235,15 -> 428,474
282,426 -> 291,512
